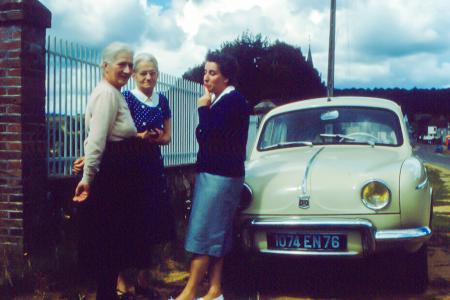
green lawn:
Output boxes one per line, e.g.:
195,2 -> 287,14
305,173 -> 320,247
426,165 -> 450,246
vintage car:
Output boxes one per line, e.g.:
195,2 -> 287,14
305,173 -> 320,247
238,96 -> 432,291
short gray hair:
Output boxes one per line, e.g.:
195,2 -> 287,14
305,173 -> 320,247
133,52 -> 159,74
101,42 -> 133,68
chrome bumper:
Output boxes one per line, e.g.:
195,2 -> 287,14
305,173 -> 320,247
240,217 -> 432,257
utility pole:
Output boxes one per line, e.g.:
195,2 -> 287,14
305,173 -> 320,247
327,0 -> 336,98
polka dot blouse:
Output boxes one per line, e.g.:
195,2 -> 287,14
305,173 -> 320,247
122,89 -> 171,132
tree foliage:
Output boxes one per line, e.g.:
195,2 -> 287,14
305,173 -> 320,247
182,32 -> 449,124
335,88 -> 450,135
183,32 -> 325,107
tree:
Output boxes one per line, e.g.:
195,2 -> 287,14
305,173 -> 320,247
183,32 -> 325,108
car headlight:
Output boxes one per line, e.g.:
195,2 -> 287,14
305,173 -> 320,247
238,183 -> 253,211
361,180 -> 391,210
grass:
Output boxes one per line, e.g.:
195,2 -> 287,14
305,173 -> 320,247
426,164 -> 450,247
426,165 -> 449,206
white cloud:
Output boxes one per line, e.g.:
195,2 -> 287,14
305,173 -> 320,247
43,0 -> 148,46
40,0 -> 450,88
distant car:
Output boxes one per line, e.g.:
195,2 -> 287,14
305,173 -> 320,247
237,96 -> 432,291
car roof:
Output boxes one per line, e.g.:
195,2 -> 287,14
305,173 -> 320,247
266,96 -> 403,118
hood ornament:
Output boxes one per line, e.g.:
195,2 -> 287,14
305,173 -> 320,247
298,147 -> 324,209
298,194 -> 310,209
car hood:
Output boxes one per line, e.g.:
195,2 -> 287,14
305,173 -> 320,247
244,146 -> 404,215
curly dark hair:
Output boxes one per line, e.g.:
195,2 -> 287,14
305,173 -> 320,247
205,51 -> 239,85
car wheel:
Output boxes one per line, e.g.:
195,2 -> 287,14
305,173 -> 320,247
223,249 -> 257,298
396,244 -> 429,293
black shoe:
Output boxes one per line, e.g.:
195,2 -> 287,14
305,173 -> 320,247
117,289 -> 134,300
135,285 -> 160,300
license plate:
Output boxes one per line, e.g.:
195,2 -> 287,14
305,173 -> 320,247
267,233 -> 347,251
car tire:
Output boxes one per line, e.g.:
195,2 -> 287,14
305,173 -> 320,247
223,249 -> 257,298
396,244 -> 429,293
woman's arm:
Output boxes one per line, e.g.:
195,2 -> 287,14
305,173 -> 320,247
159,118 -> 172,145
196,91 -> 248,143
144,118 -> 171,145
73,87 -> 119,202
72,156 -> 85,175
81,89 -> 119,185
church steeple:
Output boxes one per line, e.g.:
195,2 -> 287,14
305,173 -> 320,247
307,43 -> 314,68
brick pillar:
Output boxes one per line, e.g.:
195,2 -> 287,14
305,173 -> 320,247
0,0 -> 51,278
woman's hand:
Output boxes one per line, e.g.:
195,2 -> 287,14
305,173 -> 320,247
137,128 -> 167,144
72,157 -> 85,175
137,130 -> 151,140
197,86 -> 212,107
147,128 -> 164,143
73,181 -> 90,202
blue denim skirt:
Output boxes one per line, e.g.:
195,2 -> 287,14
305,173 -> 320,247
184,172 -> 244,257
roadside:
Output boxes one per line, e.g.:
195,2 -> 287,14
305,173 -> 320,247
414,144 -> 450,170
423,164 -> 450,300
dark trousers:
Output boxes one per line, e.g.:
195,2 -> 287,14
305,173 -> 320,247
96,265 -> 119,300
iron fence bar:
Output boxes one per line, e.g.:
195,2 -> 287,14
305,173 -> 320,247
46,36 -> 51,176
45,36 -> 205,176
74,43 -> 79,162
68,40 -> 73,176
51,36 -> 57,175
63,39 -> 68,174
57,38 -> 63,174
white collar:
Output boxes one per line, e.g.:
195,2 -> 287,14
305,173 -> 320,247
211,86 -> 235,107
131,88 -> 159,107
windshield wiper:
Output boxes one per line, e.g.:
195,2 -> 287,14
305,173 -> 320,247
320,133 -> 355,142
320,133 -> 376,146
263,141 -> 313,150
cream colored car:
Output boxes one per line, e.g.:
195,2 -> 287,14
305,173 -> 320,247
238,96 -> 432,291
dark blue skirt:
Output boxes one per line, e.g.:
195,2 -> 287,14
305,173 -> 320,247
78,138 -> 175,271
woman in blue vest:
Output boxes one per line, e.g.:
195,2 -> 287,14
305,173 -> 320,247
174,51 -> 250,300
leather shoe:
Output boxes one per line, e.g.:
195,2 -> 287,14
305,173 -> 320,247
197,295 -> 224,300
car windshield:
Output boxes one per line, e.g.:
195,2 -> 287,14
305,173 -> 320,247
258,106 -> 403,150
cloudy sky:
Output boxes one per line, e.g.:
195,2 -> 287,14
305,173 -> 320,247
40,0 -> 450,89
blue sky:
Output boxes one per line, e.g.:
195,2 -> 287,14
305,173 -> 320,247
40,0 -> 450,89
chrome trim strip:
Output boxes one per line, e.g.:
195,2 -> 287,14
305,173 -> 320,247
416,177 -> 428,190
260,249 -> 359,256
299,147 -> 325,201
243,182 -> 252,194
375,226 -> 431,242
250,217 -> 374,229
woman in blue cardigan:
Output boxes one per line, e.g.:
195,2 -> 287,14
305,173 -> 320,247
175,51 -> 250,300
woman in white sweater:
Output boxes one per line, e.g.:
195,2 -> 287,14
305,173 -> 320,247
73,42 -> 156,300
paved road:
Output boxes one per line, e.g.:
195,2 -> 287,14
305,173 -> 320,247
414,144 -> 450,170
224,249 -> 450,300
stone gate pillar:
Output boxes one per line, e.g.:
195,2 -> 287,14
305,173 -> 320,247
0,0 -> 51,280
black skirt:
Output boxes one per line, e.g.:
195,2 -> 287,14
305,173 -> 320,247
77,138 -> 175,271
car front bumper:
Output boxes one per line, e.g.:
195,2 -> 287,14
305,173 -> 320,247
239,217 -> 432,257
